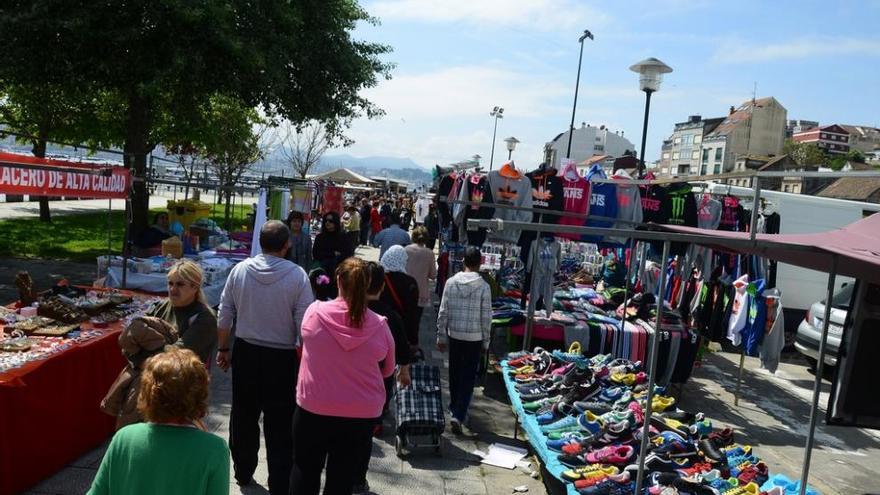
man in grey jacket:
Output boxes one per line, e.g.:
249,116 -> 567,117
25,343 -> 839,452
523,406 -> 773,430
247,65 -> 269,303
216,220 -> 314,494
436,246 -> 491,437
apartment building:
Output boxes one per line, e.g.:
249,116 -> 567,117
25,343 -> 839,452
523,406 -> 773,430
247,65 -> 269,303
700,97 -> 787,177
792,124 -> 850,155
543,123 -> 635,169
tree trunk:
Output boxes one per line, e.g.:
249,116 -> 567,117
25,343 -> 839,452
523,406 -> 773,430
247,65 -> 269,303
224,185 -> 233,231
32,134 -> 51,222
124,93 -> 154,235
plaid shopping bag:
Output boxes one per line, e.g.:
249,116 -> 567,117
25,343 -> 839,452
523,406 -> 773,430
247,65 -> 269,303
396,363 -> 445,428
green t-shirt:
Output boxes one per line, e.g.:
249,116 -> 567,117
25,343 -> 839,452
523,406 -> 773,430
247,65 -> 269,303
88,423 -> 229,495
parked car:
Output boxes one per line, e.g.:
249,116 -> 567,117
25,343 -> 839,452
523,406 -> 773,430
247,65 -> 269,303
794,283 -> 854,368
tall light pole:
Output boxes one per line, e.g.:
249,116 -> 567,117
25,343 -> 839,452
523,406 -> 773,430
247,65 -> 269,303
629,57 -> 673,178
566,29 -> 594,159
489,106 -> 504,170
504,137 -> 520,161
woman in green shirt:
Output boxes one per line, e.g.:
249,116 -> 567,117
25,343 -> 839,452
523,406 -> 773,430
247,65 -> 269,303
88,347 -> 230,495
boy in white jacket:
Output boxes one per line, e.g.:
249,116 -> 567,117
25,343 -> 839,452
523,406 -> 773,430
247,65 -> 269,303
437,246 -> 492,437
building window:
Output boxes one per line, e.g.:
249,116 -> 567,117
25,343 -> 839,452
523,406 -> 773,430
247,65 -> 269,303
715,148 -> 723,161
691,150 -> 700,159
595,136 -> 602,141
694,135 -> 702,144
662,152 -> 670,160
594,144 -> 604,151
678,165 -> 689,175
682,135 -> 692,145
821,133 -> 827,139
713,164 -> 721,174
672,152 -> 680,160
700,164 -> 707,175
702,149 -> 709,163
673,137 -> 681,145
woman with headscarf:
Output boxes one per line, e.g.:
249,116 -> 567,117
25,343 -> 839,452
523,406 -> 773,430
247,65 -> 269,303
285,210 -> 313,269
312,211 -> 354,278
379,245 -> 421,353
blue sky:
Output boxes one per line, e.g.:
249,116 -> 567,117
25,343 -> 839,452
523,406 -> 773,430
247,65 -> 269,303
340,0 -> 880,169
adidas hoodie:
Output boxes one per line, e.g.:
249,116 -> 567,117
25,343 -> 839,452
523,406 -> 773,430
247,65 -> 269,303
297,299 -> 396,418
437,271 -> 492,347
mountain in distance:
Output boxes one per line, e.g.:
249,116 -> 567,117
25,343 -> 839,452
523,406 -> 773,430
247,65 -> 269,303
316,154 -> 433,186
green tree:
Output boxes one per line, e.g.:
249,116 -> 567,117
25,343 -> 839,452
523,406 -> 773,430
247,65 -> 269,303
784,139 -> 827,166
0,1 -> 392,233
845,149 -> 866,163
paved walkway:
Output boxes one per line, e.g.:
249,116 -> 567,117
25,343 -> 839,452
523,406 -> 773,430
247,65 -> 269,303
13,247 -> 880,494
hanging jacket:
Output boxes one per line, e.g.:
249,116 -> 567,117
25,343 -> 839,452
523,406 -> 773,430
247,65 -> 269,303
742,279 -> 767,356
582,163 -> 618,243
455,174 -> 494,246
718,195 -> 745,231
759,289 -> 784,373
726,274 -> 750,346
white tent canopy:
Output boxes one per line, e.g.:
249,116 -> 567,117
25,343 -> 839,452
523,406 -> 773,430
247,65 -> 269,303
311,168 -> 376,185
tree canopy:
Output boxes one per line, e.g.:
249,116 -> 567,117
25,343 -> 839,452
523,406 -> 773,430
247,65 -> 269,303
0,0 -> 392,231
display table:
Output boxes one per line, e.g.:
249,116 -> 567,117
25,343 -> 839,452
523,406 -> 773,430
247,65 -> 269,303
0,322 -> 126,495
105,267 -> 225,307
509,322 -> 565,342
501,361 -> 576,495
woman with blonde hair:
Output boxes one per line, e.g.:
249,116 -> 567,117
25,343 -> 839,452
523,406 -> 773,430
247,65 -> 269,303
88,347 -> 230,495
292,257 -> 396,495
147,259 -> 218,364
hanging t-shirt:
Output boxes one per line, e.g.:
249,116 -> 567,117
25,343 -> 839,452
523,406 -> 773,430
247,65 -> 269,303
486,169 -> 533,244
582,163 -> 618,244
697,197 -> 722,230
640,184 -> 668,224
607,170 -> 642,246
321,186 -> 343,216
557,173 -> 591,241
718,196 -> 744,231
662,183 -> 698,255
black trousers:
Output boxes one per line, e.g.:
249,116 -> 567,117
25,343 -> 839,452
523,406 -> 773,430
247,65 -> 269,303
290,407 -> 375,495
353,375 -> 395,486
230,339 -> 298,495
448,337 -> 483,423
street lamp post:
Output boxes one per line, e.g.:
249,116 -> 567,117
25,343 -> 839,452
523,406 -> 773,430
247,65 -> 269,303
566,29 -> 594,159
504,137 -> 520,161
489,106 -> 504,171
629,57 -> 673,178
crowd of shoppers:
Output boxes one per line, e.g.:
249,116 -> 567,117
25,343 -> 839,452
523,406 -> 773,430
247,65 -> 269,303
90,188 -> 493,495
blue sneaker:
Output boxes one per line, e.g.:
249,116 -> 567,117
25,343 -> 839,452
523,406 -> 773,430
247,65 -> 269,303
598,386 -> 625,403
540,415 -> 580,433
576,411 -> 605,435
546,432 -> 587,451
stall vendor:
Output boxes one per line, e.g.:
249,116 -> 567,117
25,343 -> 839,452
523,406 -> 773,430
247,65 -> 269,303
135,212 -> 174,248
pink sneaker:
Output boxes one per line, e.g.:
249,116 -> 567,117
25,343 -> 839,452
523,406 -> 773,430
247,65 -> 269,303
585,445 -> 635,465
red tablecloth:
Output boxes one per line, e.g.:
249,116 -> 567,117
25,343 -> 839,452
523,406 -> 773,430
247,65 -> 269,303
0,323 -> 126,495
509,322 -> 565,341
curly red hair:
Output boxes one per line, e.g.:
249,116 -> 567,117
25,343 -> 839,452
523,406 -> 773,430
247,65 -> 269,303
137,347 -> 209,423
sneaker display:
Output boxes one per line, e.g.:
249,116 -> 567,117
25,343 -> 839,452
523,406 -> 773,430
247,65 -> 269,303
574,470 -> 629,489
561,463 -> 617,481
585,445 -> 636,466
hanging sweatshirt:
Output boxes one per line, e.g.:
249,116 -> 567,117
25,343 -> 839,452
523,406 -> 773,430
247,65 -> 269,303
662,182 -> 698,256
455,174 -> 494,246
685,197 -> 722,277
718,196 -> 744,231
526,168 -> 564,223
726,274 -> 750,346
608,169 -> 643,245
582,163 -> 618,244
557,172 -> 591,241
640,184 -> 668,224
486,169 -> 534,244
742,279 -> 767,356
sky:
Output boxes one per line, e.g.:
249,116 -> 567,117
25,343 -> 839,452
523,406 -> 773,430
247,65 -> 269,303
338,0 -> 880,169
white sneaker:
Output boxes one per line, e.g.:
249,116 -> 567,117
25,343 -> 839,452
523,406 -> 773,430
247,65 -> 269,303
459,423 -> 478,438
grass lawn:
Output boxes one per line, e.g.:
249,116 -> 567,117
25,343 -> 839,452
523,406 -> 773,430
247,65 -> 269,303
0,202 -> 251,262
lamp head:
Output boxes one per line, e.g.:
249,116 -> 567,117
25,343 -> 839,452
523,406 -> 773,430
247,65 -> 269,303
629,57 -> 673,92
579,30 -> 594,42
504,136 -> 520,152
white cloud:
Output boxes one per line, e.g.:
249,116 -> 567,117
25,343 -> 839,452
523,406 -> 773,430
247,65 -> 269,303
369,0 -> 611,31
713,37 -> 880,64
362,65 -> 571,119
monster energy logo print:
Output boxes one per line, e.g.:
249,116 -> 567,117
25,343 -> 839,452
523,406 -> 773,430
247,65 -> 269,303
671,196 -> 685,221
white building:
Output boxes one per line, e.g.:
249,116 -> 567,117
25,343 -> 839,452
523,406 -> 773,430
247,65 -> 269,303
543,123 -> 635,169
659,115 -> 724,176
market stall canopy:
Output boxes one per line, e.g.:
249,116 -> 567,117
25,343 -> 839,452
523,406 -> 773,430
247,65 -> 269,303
651,212 -> 880,284
311,168 -> 376,185
0,150 -> 131,199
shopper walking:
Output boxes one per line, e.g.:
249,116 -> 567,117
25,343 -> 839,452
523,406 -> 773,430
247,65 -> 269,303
312,211 -> 354,279
436,246 -> 491,437
405,226 -> 436,331
88,348 -> 229,495
379,246 -> 421,354
352,262 -> 412,494
424,203 -> 440,251
147,259 -> 217,364
369,202 -> 382,245
216,220 -> 314,494
372,213 -> 412,259
359,200 -> 372,246
285,210 -> 313,270
291,257 -> 396,495
342,205 -> 361,250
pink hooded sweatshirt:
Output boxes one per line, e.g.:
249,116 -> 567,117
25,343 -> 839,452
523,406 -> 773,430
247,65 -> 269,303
297,298 -> 396,418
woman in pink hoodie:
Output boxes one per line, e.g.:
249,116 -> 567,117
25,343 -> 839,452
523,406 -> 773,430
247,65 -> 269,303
291,257 -> 396,495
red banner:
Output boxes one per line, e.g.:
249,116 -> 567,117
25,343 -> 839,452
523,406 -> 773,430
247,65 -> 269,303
0,151 -> 131,200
